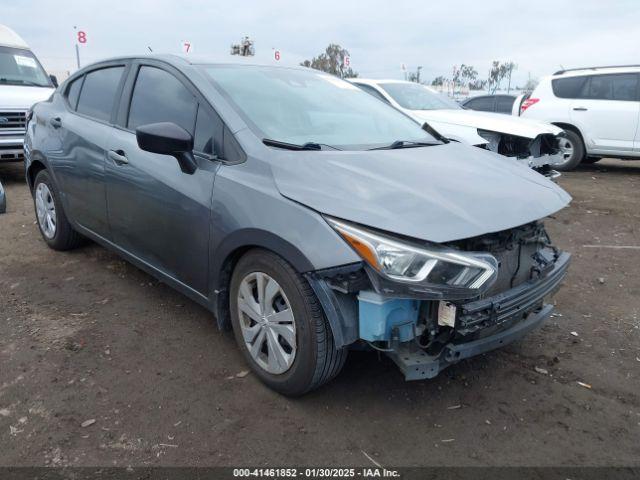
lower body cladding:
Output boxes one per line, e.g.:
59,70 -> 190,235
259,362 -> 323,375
307,223 -> 571,381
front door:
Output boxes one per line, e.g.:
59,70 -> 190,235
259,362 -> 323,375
105,64 -> 222,295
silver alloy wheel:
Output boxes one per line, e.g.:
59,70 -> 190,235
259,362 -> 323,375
558,137 -> 575,166
35,183 -> 56,239
237,271 -> 297,374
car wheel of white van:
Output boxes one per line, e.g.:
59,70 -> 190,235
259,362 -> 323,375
33,170 -> 83,251
556,130 -> 585,171
229,249 -> 347,396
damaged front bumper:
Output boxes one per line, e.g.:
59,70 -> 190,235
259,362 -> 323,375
477,130 -> 565,178
307,245 -> 570,381
388,251 -> 569,380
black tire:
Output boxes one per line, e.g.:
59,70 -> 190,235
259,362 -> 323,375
32,170 -> 83,251
229,249 -> 347,396
556,129 -> 585,171
582,157 -> 601,164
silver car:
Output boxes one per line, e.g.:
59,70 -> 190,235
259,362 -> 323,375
25,56 -> 571,395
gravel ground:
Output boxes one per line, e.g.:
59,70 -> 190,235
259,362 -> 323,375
0,159 -> 639,467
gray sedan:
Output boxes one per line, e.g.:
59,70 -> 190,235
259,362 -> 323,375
24,56 -> 570,395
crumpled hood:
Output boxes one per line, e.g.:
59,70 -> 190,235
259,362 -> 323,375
271,142 -> 571,243
411,109 -> 563,139
0,85 -> 53,109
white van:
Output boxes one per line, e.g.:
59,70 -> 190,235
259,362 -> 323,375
0,24 -> 55,162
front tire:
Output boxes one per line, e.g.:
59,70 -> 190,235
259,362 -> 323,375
556,129 -> 585,171
229,249 -> 347,396
33,170 -> 83,251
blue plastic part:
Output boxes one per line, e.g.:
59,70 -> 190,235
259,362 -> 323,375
357,291 -> 419,342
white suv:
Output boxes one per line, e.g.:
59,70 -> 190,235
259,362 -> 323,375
520,66 -> 640,170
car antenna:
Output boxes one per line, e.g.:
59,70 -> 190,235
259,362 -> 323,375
147,46 -> 153,53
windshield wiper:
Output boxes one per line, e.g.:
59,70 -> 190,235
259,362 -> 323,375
0,78 -> 48,87
368,140 -> 440,150
263,138 -> 341,151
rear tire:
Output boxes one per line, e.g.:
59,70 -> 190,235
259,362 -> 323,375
556,129 -> 585,171
229,249 -> 347,396
33,170 -> 83,251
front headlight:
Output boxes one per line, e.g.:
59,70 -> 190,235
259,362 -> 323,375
326,217 -> 497,294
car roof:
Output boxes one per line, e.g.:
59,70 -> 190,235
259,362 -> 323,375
0,24 -> 29,49
552,65 -> 640,78
463,94 -> 515,100
77,53 -> 313,72
353,78 -> 416,86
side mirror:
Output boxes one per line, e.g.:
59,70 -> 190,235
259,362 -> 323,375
136,122 -> 197,174
49,74 -> 58,88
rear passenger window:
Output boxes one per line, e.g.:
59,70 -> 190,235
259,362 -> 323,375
76,67 -> 124,122
466,97 -> 494,112
582,74 -> 638,101
496,96 -> 515,113
66,76 -> 83,110
128,66 -> 197,133
552,76 -> 587,99
194,105 -> 223,156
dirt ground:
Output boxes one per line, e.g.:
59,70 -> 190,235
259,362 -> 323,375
0,159 -> 639,468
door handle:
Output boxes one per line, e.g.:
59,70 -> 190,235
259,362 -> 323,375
108,149 -> 129,165
573,107 -> 588,111
49,117 -> 62,128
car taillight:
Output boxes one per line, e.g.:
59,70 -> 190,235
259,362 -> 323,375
520,98 -> 539,114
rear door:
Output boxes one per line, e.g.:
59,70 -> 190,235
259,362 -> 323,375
49,64 -> 127,238
105,62 -> 222,295
569,73 -> 640,154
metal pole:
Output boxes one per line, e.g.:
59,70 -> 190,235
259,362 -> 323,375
73,26 -> 80,69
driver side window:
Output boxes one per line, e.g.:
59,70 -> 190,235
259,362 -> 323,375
128,66 -> 197,134
194,104 -> 224,157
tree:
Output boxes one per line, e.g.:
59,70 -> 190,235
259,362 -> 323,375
469,79 -> 487,90
300,44 -> 358,78
407,66 -> 423,84
523,77 -> 539,93
452,64 -> 478,90
431,76 -> 446,87
487,60 -> 516,94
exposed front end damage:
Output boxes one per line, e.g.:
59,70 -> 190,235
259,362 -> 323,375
307,222 -> 570,381
477,130 -> 566,178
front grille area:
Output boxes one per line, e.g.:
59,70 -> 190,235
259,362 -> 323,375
0,111 -> 27,130
456,251 -> 570,336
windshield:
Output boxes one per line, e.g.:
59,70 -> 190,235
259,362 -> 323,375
0,46 -> 52,88
381,83 -> 461,111
203,65 -> 438,150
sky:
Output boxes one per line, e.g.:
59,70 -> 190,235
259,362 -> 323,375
3,0 -> 639,86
